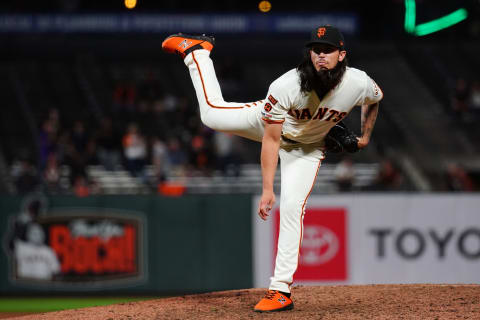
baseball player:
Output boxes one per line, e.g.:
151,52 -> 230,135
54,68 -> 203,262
162,25 -> 382,312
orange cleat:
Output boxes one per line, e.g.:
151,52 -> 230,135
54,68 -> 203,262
254,290 -> 294,312
161,33 -> 215,58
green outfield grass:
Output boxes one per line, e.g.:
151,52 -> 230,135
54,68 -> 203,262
0,297 -> 152,312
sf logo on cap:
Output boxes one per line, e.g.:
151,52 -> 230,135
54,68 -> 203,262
317,27 -> 326,38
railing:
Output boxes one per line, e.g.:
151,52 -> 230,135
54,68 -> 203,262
85,163 -> 380,195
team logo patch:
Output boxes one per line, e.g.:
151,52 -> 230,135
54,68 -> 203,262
264,102 -> 273,112
268,94 -> 278,105
317,27 -> 326,38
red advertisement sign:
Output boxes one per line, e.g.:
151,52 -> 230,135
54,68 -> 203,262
49,220 -> 138,276
273,207 -> 347,281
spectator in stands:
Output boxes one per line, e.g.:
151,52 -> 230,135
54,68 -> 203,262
167,96 -> 195,132
38,118 -> 58,170
334,156 -> 355,192
47,108 -> 60,132
63,121 -> 90,185
122,122 -> 147,177
189,128 -> 215,174
166,137 -> 187,176
369,158 -> 404,191
137,70 -> 164,104
43,152 -> 61,193
73,175 -> 90,197
85,138 -> 99,167
151,136 -> 169,186
71,120 -> 88,155
162,93 -> 179,114
445,163 -> 476,191
151,99 -> 170,139
450,78 -> 470,122
112,80 -> 136,112
135,100 -> 156,138
469,80 -> 480,118
213,132 -> 242,177
12,158 -> 40,195
96,116 -> 122,171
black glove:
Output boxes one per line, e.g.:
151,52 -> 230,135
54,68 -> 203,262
324,121 -> 359,153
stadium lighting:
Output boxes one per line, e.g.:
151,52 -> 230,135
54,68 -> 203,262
125,0 -> 137,10
404,0 -> 468,36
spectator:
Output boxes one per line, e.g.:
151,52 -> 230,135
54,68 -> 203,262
166,137 -> 187,175
38,119 -> 58,169
450,78 -> 470,121
334,156 -> 355,192
469,80 -> 480,118
151,136 -> 169,185
151,100 -> 168,136
47,108 -> 60,133
43,153 -> 61,193
96,116 -> 122,171
12,159 -> 40,195
122,123 -> 147,177
84,138 -> 99,167
113,80 -> 136,112
213,132 -> 242,176
136,100 -> 155,137
88,178 -> 102,195
63,122 -> 90,185
137,70 -> 163,104
369,158 -> 404,191
189,133 -> 213,174
73,175 -> 90,197
71,120 -> 88,155
445,163 -> 475,191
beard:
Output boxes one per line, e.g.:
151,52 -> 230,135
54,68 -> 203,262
312,59 -> 346,99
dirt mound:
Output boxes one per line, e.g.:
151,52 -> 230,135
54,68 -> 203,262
10,284 -> 480,319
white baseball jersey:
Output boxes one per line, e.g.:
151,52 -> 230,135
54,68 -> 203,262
261,67 -> 383,145
14,239 -> 60,280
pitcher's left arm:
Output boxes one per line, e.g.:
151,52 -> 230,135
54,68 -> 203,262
357,102 -> 379,149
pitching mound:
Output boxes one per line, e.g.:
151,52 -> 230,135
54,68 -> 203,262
11,284 -> 480,319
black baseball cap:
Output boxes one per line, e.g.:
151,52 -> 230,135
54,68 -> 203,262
305,25 -> 345,50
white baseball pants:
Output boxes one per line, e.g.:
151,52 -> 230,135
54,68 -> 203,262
184,50 -> 265,142
184,49 -> 324,293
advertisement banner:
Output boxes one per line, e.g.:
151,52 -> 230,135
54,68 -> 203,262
3,196 -> 146,289
253,194 -> 480,287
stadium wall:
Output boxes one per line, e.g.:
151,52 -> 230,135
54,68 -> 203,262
1,193 -> 479,295
0,194 -> 252,294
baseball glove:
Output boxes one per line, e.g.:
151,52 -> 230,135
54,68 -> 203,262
324,121 -> 359,153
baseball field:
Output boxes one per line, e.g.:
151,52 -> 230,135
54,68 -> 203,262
2,284 -> 479,319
